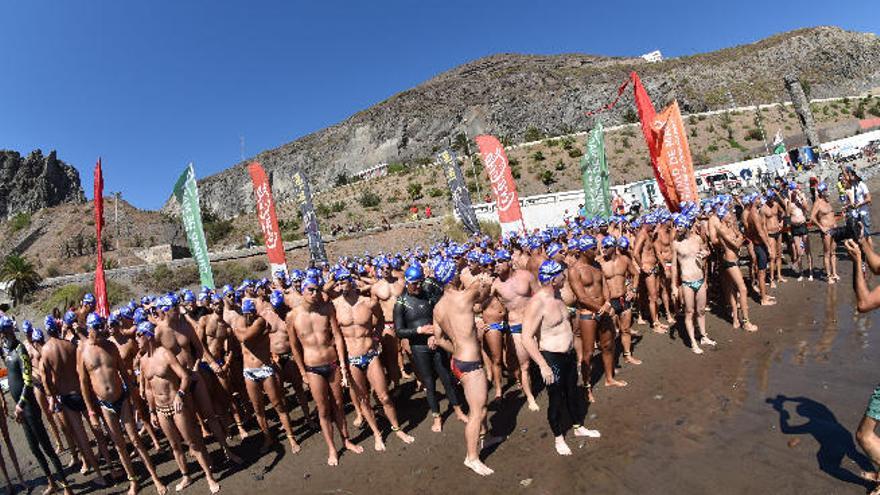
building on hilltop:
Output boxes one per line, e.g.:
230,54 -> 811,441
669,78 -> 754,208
640,50 -> 663,63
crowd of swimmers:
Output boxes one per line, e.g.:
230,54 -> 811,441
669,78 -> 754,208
0,169 -> 878,494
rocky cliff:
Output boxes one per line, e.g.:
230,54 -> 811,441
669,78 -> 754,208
0,149 -> 86,219
167,26 -> 880,219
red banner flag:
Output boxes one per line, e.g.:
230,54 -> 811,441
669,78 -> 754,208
93,159 -> 109,317
475,135 -> 525,234
652,101 -> 699,207
631,71 -> 674,210
247,162 -> 287,273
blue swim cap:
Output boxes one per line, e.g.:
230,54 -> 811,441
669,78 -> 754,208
333,268 -> 352,282
716,205 -> 730,219
86,313 -> 103,330
222,284 -> 235,297
0,316 -> 13,330
434,258 -> 458,286
44,315 -> 59,334
30,327 -> 44,343
602,236 -> 617,249
494,249 -> 512,262
466,251 -> 481,264
141,296 -> 152,305
290,269 -> 305,282
82,293 -> 96,305
617,236 -> 631,250
538,260 -> 564,284
579,235 -> 598,251
118,305 -> 133,319
197,291 -> 210,303
404,264 -> 424,283
479,254 -> 494,266
547,243 -> 563,258
270,290 -> 285,309
63,310 -> 77,325
182,290 -> 196,303
300,277 -> 321,293
22,320 -> 33,334
136,321 -> 156,338
306,268 -> 322,280
133,307 -> 147,325
210,294 -> 222,304
107,313 -> 120,327
157,295 -> 175,312
817,182 -> 828,193
241,299 -> 256,314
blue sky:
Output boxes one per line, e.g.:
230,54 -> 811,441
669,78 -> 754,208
1,0 -> 876,209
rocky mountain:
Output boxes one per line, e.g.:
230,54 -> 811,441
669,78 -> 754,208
0,149 -> 85,219
168,26 -> 880,219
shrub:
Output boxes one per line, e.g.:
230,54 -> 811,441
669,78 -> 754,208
540,170 -> 556,186
39,281 -> 132,314
708,144 -> 719,152
358,191 -> 381,208
45,264 -> 60,278
561,137 -> 575,150
532,151 -> 545,162
442,216 -> 502,243
316,203 -> 333,218
9,213 -> 31,233
745,129 -> 763,141
621,137 -> 631,149
387,163 -> 409,174
545,139 -> 559,147
567,148 -> 583,158
623,108 -> 638,124
202,210 -> 234,246
331,201 -> 345,213
334,172 -> 349,187
211,262 -> 252,288
728,139 -> 747,152
278,218 -> 302,241
428,187 -> 445,198
554,160 -> 565,171
523,126 -> 544,142
508,158 -> 519,167
697,115 -> 707,122
407,183 -> 423,201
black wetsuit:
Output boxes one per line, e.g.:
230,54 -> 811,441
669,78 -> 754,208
393,278 -> 460,415
4,341 -> 67,485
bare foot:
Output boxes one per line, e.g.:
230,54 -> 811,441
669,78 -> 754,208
175,475 -> 193,492
700,337 -> 717,347
624,355 -> 642,365
353,415 -> 364,429
455,408 -> 469,423
431,416 -> 443,432
327,452 -> 339,467
573,426 -> 601,438
155,480 -> 168,495
527,398 -> 540,412
395,430 -> 415,444
666,316 -> 676,325
732,319 -> 741,329
374,436 -> 386,452
779,277 -> 787,283
744,321 -> 758,332
208,479 -> 221,494
463,457 -> 494,476
237,425 -> 249,440
692,345 -> 704,355
760,299 -> 777,306
344,439 -> 364,454
652,323 -> 668,334
586,388 -> 596,404
605,378 -> 628,387
554,437 -> 572,456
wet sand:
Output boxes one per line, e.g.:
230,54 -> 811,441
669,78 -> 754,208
4,230 -> 880,494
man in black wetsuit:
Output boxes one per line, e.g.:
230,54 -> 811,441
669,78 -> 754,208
394,263 -> 467,433
0,316 -> 73,495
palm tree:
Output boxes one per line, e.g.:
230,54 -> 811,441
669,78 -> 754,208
0,254 -> 42,306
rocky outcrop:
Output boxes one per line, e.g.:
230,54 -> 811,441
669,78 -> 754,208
165,26 -> 880,219
0,149 -> 85,219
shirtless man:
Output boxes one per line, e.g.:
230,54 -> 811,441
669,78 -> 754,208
21,323 -> 65,455
226,298 -> 300,453
761,191 -> 785,286
671,216 -> 717,354
286,278 -> 362,466
745,194 -> 776,305
78,313 -> 166,495
810,183 -> 839,283
432,259 -> 495,476
332,269 -> 414,450
370,261 -> 405,390
39,315 -> 110,485
599,236 -> 642,366
653,217 -> 676,324
481,252 -> 509,402
108,310 -> 161,450
787,183 -> 814,281
522,260 -> 601,455
633,217 -> 667,333
568,235 -> 625,400
138,321 -> 221,494
156,294 -> 241,463
715,206 -> 758,332
264,290 -> 312,427
197,294 -> 249,439
525,238 -> 548,278
491,249 -> 541,411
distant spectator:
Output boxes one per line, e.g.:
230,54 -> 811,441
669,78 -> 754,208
410,205 -> 419,221
611,191 -> 626,215
381,216 -> 391,230
244,234 -> 256,249
484,193 -> 492,203
425,205 -> 432,218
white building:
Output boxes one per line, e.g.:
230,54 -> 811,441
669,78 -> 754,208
640,50 -> 663,63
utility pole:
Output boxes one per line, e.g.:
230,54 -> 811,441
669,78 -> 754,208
111,191 -> 121,249
461,118 -> 482,201
240,135 -> 245,161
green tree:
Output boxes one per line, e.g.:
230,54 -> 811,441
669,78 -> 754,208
1,254 -> 42,305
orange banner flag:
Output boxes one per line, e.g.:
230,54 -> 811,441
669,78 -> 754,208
652,101 -> 699,207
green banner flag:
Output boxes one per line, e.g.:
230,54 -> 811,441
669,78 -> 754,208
173,163 -> 215,289
580,122 -> 612,219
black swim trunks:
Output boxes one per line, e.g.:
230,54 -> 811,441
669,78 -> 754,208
754,243 -> 769,270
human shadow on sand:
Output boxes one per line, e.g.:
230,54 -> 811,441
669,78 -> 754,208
767,394 -> 874,489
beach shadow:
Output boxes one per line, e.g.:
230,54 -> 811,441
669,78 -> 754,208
766,394 -> 874,488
